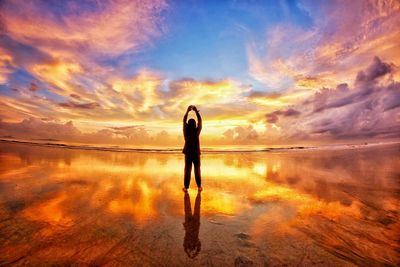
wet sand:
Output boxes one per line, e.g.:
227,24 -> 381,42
0,142 -> 399,266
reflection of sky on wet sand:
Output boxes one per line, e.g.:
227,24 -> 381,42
0,143 -> 399,265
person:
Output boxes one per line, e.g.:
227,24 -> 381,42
182,105 -> 202,192
183,191 -> 201,258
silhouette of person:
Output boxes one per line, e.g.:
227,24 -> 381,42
182,105 -> 202,192
183,191 -> 201,258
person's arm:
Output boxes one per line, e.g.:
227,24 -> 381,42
183,106 -> 191,135
193,106 -> 202,134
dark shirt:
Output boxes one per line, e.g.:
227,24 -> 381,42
183,127 -> 201,155
182,111 -> 202,155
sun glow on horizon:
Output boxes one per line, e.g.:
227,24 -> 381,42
0,0 -> 399,146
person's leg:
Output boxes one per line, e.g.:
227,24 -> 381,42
184,154 -> 192,189
194,155 -> 201,187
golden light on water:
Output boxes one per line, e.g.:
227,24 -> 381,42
0,142 -> 398,265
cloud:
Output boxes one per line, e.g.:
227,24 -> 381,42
0,63 -> 257,141
1,0 -> 168,59
0,117 -> 174,146
264,57 -> 400,141
58,101 -> 100,110
70,94 -> 81,100
247,91 -> 283,99
160,78 -> 254,120
0,51 -> 13,84
0,34 -> 53,67
166,78 -> 248,106
109,69 -> 164,114
29,82 -> 38,92
223,125 -> 259,144
247,0 -> 400,91
0,117 -> 81,141
106,125 -> 149,141
3,56 -> 396,146
382,85 -> 400,111
0,1 -> 399,146
294,75 -> 328,89
355,56 -> 393,85
0,0 -> 170,124
266,108 -> 301,123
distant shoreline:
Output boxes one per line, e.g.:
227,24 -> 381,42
1,138 -> 399,154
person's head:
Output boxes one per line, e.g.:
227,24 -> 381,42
188,118 -> 196,131
184,240 -> 201,258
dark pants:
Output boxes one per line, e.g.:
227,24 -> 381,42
184,154 -> 201,188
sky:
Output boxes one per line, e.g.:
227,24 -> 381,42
0,0 -> 399,147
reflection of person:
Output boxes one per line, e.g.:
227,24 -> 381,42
182,105 -> 202,192
183,191 -> 201,258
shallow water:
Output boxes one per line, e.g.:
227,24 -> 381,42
0,142 -> 399,266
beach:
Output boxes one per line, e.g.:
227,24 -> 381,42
0,141 -> 399,266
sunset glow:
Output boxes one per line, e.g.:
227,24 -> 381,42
1,0 -> 399,147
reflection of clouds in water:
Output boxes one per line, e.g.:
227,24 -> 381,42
0,142 -> 399,265
23,192 -> 74,226
1,143 -> 399,216
1,143 -> 399,218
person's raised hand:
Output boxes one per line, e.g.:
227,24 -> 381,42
192,106 -> 198,112
187,105 -> 192,112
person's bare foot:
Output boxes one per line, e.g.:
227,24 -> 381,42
182,187 -> 188,192
198,186 -> 203,191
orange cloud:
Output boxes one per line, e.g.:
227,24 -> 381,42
0,52 -> 14,84
1,0 -> 168,58
109,69 -> 164,114
31,61 -> 83,93
166,79 -> 249,108
0,0 -> 170,130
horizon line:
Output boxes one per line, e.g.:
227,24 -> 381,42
1,138 -> 399,154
